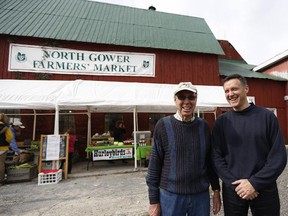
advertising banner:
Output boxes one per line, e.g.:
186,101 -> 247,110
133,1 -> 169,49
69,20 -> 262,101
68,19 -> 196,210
9,43 -> 155,77
92,148 -> 133,161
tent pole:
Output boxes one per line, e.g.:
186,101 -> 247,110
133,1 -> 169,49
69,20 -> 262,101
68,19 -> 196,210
33,109 -> 37,141
54,105 -> 59,135
133,107 -> 137,170
87,110 -> 91,158
136,111 -> 139,131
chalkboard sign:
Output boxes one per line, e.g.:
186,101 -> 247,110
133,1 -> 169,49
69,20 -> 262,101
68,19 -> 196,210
38,134 -> 69,180
41,135 -> 68,160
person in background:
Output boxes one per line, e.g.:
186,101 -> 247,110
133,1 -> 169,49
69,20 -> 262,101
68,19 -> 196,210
212,74 -> 287,215
146,82 -> 221,216
113,120 -> 126,143
10,121 -> 25,155
0,113 -> 12,151
113,120 -> 128,164
0,113 -> 11,182
64,128 -> 76,174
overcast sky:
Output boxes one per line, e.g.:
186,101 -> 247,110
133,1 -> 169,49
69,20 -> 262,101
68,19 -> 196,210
95,0 -> 287,66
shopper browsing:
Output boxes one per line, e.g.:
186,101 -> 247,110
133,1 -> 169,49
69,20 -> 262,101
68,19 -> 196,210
9,121 -> 25,155
0,113 -> 12,151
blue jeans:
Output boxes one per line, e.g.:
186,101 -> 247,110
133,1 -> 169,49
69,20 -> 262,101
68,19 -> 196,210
222,182 -> 280,216
159,188 -> 210,216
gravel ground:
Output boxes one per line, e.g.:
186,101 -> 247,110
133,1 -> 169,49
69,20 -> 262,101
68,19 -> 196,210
0,160 -> 288,216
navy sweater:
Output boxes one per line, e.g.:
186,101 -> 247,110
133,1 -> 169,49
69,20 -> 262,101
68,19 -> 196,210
212,104 -> 287,191
146,116 -> 220,204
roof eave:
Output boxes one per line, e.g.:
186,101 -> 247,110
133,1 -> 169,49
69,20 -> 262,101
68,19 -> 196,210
253,49 -> 288,71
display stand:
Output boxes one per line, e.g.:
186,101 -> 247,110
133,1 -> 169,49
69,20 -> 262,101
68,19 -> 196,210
38,134 -> 69,180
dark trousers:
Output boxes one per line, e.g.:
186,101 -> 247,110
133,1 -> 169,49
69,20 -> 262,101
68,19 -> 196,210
67,152 -> 73,173
60,152 -> 73,174
222,182 -> 280,216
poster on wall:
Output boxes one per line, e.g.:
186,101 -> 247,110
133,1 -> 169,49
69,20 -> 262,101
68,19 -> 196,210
8,43 -> 156,77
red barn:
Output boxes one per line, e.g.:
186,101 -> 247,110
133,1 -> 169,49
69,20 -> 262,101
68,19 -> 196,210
0,0 -> 286,160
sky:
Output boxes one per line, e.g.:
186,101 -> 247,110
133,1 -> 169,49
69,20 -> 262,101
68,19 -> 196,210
94,0 -> 288,66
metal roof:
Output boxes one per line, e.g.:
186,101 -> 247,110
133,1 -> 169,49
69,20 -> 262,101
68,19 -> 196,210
219,59 -> 287,81
0,0 -> 224,55
253,49 -> 288,71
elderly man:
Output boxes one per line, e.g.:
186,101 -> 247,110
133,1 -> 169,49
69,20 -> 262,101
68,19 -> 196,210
146,82 -> 221,216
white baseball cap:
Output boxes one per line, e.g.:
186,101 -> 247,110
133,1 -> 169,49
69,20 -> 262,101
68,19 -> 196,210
174,82 -> 197,95
12,121 -> 25,128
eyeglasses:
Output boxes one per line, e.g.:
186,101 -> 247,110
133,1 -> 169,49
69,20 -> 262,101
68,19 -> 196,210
177,94 -> 197,101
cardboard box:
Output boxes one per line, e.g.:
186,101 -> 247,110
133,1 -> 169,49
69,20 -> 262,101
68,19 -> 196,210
7,165 -> 38,183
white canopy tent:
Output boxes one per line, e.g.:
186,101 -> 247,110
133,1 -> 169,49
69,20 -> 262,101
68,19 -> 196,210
56,80 -> 229,112
0,79 -> 230,169
0,79 -> 230,111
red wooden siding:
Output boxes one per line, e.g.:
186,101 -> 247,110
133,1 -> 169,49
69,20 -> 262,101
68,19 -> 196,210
0,35 -> 220,85
263,59 -> 288,74
218,40 -> 245,61
1,34 -> 288,153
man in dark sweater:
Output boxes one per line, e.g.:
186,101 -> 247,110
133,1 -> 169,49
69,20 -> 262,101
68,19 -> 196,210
212,74 -> 287,215
146,82 -> 221,216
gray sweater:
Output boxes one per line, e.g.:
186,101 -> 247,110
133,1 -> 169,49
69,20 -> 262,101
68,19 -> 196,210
146,115 -> 220,204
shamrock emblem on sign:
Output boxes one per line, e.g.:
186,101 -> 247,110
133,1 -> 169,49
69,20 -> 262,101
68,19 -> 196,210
143,60 -> 150,68
16,52 -> 26,62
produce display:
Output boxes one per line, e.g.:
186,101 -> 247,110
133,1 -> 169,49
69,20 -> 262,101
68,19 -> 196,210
7,163 -> 34,170
30,140 -> 40,150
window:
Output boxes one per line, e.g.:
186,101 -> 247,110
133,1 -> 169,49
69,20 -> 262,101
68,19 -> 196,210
59,111 -> 75,133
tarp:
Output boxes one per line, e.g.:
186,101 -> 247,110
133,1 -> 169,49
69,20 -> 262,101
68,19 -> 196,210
0,79 -> 230,112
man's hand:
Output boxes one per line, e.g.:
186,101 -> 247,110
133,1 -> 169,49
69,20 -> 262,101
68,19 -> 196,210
212,190 -> 221,215
148,203 -> 160,216
245,191 -> 259,200
232,179 -> 259,200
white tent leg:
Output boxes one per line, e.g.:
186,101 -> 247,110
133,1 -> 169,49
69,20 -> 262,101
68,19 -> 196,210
33,109 -> 37,141
54,106 -> 59,135
133,107 -> 138,170
87,111 -> 91,158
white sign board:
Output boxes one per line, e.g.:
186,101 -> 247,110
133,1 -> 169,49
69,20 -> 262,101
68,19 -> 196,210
8,43 -> 155,77
46,135 -> 60,160
92,148 -> 133,161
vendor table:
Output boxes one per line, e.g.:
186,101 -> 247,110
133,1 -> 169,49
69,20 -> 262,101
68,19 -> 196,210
85,145 -> 133,170
85,145 -> 153,169
136,146 -> 152,160
136,146 -> 152,167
